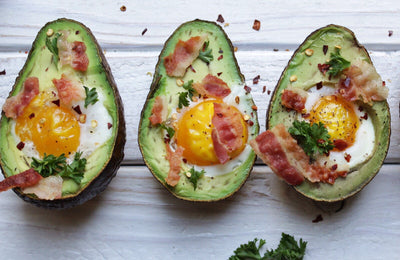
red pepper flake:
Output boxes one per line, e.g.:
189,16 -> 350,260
361,112 -> 368,120
253,75 -> 260,84
273,48 -> 279,52
217,72 -> 222,76
388,30 -> 393,37
318,63 -> 330,75
323,45 -> 328,55
73,105 -> 82,115
24,51 -> 28,54
182,158 -> 187,163
358,106 -> 364,112
262,86 -> 266,93
267,90 -> 271,95
247,120 -> 254,126
312,214 -> 323,223
252,19 -> 261,31
244,85 -> 251,93
217,14 -> 225,23
334,139 -> 348,151
344,153 -> 351,162
316,81 -> 323,90
141,28 -> 147,36
0,69 -> 5,75
217,55 -> 223,61
301,113 -> 310,118
251,105 -> 258,111
216,112 -> 223,118
382,81 -> 386,86
52,99 -> 60,107
45,67 -> 49,72
189,65 -> 196,73
107,123 -> 113,129
29,113 -> 35,119
120,5 -> 127,12
75,30 -> 80,35
331,164 -> 338,171
17,142 -> 25,150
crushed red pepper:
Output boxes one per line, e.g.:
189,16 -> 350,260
142,28 -> 147,36
73,105 -> 82,115
253,75 -> 260,84
17,142 -> 25,150
217,14 -> 225,23
0,69 -> 5,75
252,19 -> 261,31
323,45 -> 328,55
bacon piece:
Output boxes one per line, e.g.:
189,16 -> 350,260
163,35 -> 207,77
52,74 -> 85,106
338,60 -> 388,105
250,124 -> 348,185
193,74 -> 231,98
58,32 -> 89,72
22,175 -> 63,200
281,86 -> 308,112
0,169 -> 42,192
149,96 -> 167,126
2,77 -> 40,119
165,145 -> 184,187
211,102 -> 244,164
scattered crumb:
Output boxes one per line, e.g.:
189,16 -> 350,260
217,14 -> 225,23
142,28 -> 148,36
252,19 -> 261,31
273,48 -> 279,52
224,23 -> 229,27
0,69 -> 5,75
388,30 -> 393,37
253,75 -> 260,84
312,214 -> 323,223
120,5 -> 126,12
146,72 -> 153,77
262,86 -> 266,93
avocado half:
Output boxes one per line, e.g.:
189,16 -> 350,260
139,20 -> 259,201
0,18 -> 125,208
267,24 -> 390,202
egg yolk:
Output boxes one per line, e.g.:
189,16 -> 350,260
15,92 -> 80,157
309,95 -> 359,147
175,100 -> 248,166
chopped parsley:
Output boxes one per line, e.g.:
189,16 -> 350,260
178,80 -> 195,109
84,86 -> 99,108
31,152 -> 87,185
230,233 -> 307,260
45,32 -> 62,65
325,48 -> 351,77
186,167 -> 205,190
288,120 -> 334,160
160,123 -> 175,138
198,41 -> 213,64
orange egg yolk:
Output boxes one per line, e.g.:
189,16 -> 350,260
309,95 -> 359,147
15,92 -> 80,157
175,100 -> 248,166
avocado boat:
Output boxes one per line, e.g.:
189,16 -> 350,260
0,18 -> 125,208
139,20 -> 259,201
258,24 -> 390,202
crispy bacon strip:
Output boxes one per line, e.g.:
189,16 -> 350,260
250,124 -> 348,185
338,60 -> 388,105
193,74 -> 231,98
281,86 -> 308,112
0,169 -> 42,192
165,145 -> 184,187
22,175 -> 63,200
52,74 -> 85,106
149,96 -> 167,126
58,32 -> 89,72
163,35 -> 207,77
212,102 -> 244,164
2,77 -> 40,119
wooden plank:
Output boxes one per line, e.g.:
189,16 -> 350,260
0,165 -> 399,259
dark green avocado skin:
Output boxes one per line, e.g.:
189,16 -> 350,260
1,18 -> 126,209
266,24 -> 390,202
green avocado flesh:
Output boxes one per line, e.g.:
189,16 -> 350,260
0,19 -> 125,208
139,20 -> 259,201
267,25 -> 390,201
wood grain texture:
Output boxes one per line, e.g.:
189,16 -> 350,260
0,1 -> 400,259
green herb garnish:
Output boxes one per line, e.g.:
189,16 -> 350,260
198,41 -> 213,64
84,86 -> 99,108
186,167 -> 205,190
326,48 -> 351,77
230,233 -> 307,260
160,123 -> 175,138
177,80 -> 195,109
45,32 -> 62,65
288,120 -> 334,160
31,152 -> 86,185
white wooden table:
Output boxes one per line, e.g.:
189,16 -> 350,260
1,1 -> 399,259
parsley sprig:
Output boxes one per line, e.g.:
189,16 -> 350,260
84,86 -> 99,108
178,80 -> 195,109
31,152 -> 87,185
325,48 -> 351,77
186,167 -> 205,190
45,32 -> 62,65
288,120 -> 334,160
198,41 -> 213,64
230,233 -> 307,260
